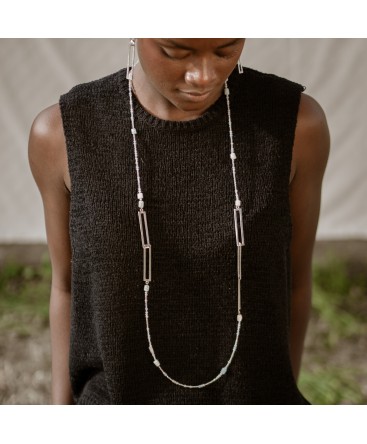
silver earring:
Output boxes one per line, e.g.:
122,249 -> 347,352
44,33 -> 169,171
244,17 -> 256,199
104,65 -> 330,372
126,38 -> 136,80
237,59 -> 243,74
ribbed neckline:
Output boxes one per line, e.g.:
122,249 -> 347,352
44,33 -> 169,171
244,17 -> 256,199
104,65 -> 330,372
118,67 -> 241,131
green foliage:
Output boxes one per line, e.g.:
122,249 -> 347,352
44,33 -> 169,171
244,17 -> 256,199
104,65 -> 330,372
0,258 -> 51,332
311,259 -> 367,347
313,258 -> 352,295
298,257 -> 367,404
299,367 -> 365,405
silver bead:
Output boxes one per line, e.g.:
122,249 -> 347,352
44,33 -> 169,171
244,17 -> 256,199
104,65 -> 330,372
224,87 -> 230,96
237,314 -> 242,322
230,153 -> 237,160
131,128 -> 137,134
137,192 -> 143,199
220,367 -> 227,375
154,359 -> 160,367
144,284 -> 150,292
235,199 -> 241,207
138,200 -> 144,208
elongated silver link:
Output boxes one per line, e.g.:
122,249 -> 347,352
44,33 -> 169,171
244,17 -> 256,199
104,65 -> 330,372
234,207 -> 245,246
138,209 -> 150,247
128,63 -> 244,388
126,39 -> 136,80
142,244 -> 152,283
237,244 -> 242,313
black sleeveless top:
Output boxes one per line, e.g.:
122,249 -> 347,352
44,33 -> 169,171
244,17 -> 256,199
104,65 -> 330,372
59,66 -> 310,404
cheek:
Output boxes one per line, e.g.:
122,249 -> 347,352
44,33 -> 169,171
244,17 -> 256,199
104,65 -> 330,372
151,64 -> 183,91
221,62 -> 239,79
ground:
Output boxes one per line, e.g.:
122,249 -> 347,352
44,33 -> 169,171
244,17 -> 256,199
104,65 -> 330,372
0,322 -> 51,404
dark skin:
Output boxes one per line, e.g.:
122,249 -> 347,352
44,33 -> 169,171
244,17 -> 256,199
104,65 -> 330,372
28,38 -> 330,404
133,38 -> 245,121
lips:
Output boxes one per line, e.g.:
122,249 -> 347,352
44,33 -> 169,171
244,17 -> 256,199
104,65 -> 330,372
182,90 -> 212,96
179,90 -> 212,102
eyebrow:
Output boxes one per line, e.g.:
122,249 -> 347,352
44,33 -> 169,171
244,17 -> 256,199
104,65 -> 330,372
160,39 -> 242,50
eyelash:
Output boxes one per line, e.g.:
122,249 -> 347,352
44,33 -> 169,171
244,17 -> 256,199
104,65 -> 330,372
161,49 -> 188,60
161,48 -> 238,60
218,51 -> 237,60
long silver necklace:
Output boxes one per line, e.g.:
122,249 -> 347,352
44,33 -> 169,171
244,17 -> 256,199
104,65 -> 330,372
127,41 -> 245,389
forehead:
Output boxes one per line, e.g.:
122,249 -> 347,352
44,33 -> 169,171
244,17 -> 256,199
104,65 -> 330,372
155,38 -> 242,50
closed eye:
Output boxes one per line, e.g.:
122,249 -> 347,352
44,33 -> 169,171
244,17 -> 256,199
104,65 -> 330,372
161,47 -> 191,60
216,49 -> 240,59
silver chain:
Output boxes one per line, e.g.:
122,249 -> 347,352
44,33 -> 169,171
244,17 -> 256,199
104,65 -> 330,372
127,41 -> 244,388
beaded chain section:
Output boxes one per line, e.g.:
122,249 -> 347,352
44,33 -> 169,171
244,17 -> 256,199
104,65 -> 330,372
126,40 -> 244,388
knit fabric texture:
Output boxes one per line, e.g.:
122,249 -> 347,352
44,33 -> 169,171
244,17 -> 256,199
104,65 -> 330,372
59,66 -> 310,405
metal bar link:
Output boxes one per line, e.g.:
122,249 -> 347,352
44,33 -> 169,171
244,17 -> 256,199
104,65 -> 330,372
237,277 -> 241,313
138,210 -> 150,248
233,207 -> 245,246
126,39 -> 135,80
143,244 -> 152,283
237,244 -> 242,313
237,244 -> 242,280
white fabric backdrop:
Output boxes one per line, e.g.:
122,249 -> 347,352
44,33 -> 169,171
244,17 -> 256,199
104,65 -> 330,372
0,39 -> 366,242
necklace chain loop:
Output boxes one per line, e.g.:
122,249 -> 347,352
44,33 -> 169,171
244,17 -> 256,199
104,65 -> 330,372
127,66 -> 244,388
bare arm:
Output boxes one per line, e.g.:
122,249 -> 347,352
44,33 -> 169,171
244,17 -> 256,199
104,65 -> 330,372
28,103 -> 74,404
289,93 -> 330,381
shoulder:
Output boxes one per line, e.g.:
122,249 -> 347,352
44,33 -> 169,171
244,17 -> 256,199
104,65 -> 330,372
236,68 -> 305,122
241,67 -> 305,95
58,68 -> 126,129
59,68 -> 124,106
28,103 -> 67,192
293,92 -> 330,181
29,103 -> 64,163
297,92 -> 328,133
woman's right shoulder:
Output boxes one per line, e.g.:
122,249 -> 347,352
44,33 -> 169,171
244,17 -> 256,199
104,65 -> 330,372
29,103 -> 64,148
28,102 -> 69,194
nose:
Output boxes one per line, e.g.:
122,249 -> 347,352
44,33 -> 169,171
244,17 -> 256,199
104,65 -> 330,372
185,58 -> 216,90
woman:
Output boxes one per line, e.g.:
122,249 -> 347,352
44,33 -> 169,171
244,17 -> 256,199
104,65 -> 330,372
28,38 -> 330,404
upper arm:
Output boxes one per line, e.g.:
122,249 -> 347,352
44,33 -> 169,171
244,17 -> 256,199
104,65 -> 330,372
28,103 -> 72,293
290,93 -> 330,291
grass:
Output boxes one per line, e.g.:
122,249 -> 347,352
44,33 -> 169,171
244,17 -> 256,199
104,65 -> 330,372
298,257 -> 367,404
0,254 -> 51,336
310,259 -> 367,348
299,367 -> 366,405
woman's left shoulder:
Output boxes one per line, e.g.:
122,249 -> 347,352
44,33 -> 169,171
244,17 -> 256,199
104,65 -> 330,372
293,92 -> 330,177
297,93 -> 328,130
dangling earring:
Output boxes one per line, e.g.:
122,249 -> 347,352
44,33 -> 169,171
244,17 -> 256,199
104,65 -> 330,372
237,59 -> 243,74
126,38 -> 136,80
